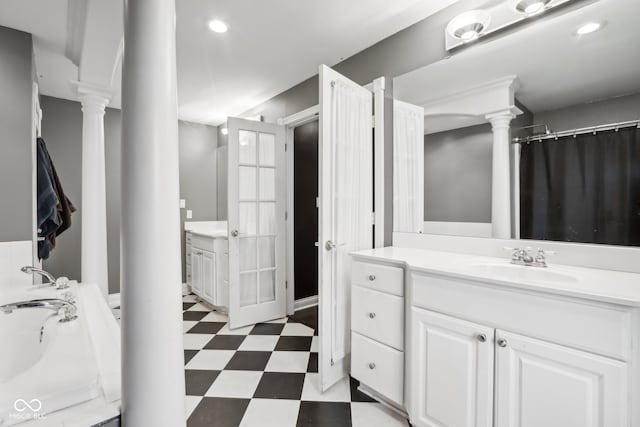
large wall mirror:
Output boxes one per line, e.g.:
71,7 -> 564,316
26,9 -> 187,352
392,0 -> 640,246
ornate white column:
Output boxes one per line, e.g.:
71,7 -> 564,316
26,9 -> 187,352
77,84 -> 111,298
121,0 -> 186,425
487,111 -> 515,239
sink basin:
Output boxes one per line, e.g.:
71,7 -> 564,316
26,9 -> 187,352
465,263 -> 578,284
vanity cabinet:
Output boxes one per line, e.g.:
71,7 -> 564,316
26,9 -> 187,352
186,232 -> 229,310
409,271 -> 630,427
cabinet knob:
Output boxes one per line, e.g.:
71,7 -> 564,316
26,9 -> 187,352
497,338 -> 508,348
368,363 -> 376,370
368,274 -> 376,281
368,312 -> 376,319
477,334 -> 487,343
231,230 -> 239,237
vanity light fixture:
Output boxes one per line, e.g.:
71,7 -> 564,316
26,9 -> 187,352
509,0 -> 552,16
446,10 -> 491,42
576,21 -> 603,35
208,20 -> 228,33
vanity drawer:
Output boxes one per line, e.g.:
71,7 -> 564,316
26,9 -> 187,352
351,332 -> 404,405
351,285 -> 404,350
191,234 -> 215,252
352,260 -> 404,296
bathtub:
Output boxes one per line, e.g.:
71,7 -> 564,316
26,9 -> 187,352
0,284 -> 104,426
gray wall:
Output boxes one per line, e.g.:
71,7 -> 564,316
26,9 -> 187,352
0,26 -> 33,242
240,0 -> 485,244
41,96 -> 218,293
533,92 -> 640,131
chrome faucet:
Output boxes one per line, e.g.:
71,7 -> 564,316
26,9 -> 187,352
21,266 -> 69,289
0,298 -> 78,322
507,247 -> 554,268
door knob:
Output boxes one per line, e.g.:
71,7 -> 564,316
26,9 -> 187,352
497,338 -> 508,348
231,230 -> 239,237
325,240 -> 336,251
477,334 -> 487,343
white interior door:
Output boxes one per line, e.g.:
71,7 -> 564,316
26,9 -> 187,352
318,65 -> 374,391
227,117 -> 286,329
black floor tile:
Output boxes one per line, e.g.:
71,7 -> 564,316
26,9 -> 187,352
307,353 -> 318,373
204,335 -> 246,350
183,302 -> 196,311
253,372 -> 306,400
184,350 -> 199,365
185,369 -> 220,396
275,336 -> 312,351
289,305 -> 318,333
187,397 -> 250,427
187,322 -> 226,334
296,401 -> 351,427
349,376 -> 376,403
183,311 -> 209,321
224,351 -> 272,371
250,323 -> 285,335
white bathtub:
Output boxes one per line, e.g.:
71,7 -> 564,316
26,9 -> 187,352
0,284 -> 102,425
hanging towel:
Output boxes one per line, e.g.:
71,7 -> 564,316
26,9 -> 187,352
36,138 -> 76,260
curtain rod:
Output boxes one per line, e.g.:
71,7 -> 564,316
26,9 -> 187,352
512,119 -> 640,143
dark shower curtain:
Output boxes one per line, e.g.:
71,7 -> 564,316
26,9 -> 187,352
520,127 -> 640,246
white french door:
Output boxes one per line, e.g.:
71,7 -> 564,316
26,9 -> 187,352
318,65 -> 374,391
227,117 -> 286,329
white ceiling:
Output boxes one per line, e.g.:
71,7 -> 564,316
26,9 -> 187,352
0,0 -> 460,126
395,0 -> 640,117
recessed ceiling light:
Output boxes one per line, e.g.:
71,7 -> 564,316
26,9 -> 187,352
446,10 -> 491,42
509,0 -> 552,16
576,21 -> 602,35
208,20 -> 228,33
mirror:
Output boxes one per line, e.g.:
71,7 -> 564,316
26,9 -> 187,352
392,0 -> 640,246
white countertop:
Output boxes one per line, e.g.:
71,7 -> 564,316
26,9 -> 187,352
185,221 -> 228,238
351,247 -> 640,307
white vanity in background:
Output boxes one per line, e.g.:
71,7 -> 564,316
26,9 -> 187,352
350,243 -> 640,427
185,221 -> 229,310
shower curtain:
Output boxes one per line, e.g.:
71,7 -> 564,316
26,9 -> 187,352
330,79 -> 373,361
393,100 -> 424,233
520,127 -> 640,246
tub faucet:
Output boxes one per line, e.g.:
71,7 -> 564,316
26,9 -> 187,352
0,298 -> 78,322
21,266 -> 69,289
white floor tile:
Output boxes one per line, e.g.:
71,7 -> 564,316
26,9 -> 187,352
350,402 -> 408,427
240,399 -> 300,427
301,373 -> 351,402
266,317 -> 288,324
238,335 -> 279,352
281,323 -> 314,336
265,351 -> 310,373
216,323 -> 254,335
187,302 -> 211,312
183,321 -> 198,333
183,333 -> 214,350
205,370 -> 263,398
184,395 -> 202,419
310,336 -> 319,353
183,294 -> 198,302
185,349 -> 235,370
201,311 -> 229,322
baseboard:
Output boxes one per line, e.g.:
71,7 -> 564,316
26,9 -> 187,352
294,295 -> 318,311
357,383 -> 408,418
182,283 -> 190,295
107,293 -> 121,308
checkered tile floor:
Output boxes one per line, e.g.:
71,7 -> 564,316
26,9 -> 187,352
180,294 -> 409,427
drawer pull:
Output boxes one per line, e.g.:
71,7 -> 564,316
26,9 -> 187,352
368,274 -> 376,281
368,362 -> 376,370
368,312 -> 376,319
497,338 -> 508,348
477,333 -> 487,343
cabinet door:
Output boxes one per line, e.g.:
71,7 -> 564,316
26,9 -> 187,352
202,250 -> 216,303
495,331 -> 628,427
191,250 -> 203,295
410,308 -> 494,427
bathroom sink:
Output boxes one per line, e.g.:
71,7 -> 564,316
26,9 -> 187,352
465,263 -> 578,284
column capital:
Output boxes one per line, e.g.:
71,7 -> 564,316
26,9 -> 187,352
72,81 -> 112,112
486,109 -> 517,130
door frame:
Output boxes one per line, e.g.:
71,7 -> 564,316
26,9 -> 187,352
279,105 -> 320,316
